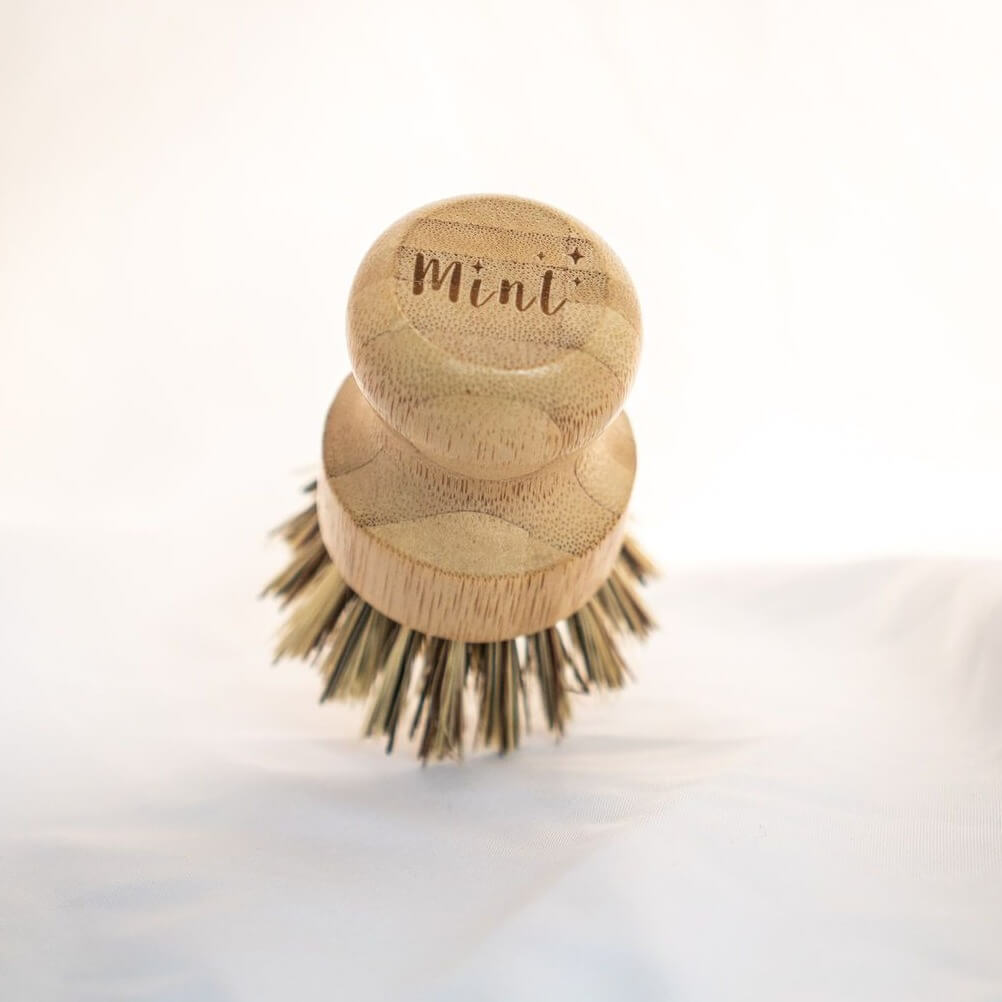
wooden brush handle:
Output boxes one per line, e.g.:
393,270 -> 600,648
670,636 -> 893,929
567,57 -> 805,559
318,195 -> 641,641
347,195 -> 641,479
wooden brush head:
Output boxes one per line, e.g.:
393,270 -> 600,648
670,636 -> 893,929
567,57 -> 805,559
318,195 -> 642,642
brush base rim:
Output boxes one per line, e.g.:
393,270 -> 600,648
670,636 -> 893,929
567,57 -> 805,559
316,377 -> 636,642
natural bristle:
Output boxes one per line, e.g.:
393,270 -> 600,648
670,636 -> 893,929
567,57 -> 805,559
263,485 -> 657,762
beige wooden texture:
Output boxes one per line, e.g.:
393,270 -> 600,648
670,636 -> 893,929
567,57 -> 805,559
347,194 -> 641,479
318,195 -> 642,640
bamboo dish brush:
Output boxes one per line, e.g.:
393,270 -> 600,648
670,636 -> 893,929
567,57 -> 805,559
264,194 -> 655,761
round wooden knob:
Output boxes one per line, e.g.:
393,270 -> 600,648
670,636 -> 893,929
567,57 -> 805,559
347,194 -> 642,479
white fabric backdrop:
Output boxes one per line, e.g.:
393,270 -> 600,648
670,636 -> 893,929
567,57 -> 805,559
3,530 -> 1001,1000
3,2 -> 1002,1000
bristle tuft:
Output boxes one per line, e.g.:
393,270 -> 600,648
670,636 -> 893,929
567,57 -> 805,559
266,486 -> 656,761
620,534 -> 658,584
475,639 -> 522,754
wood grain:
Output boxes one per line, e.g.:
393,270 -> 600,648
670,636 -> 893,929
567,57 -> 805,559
347,194 -> 641,479
317,376 -> 636,641
318,194 -> 642,641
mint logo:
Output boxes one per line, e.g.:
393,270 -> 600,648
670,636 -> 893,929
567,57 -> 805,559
412,253 -> 568,316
